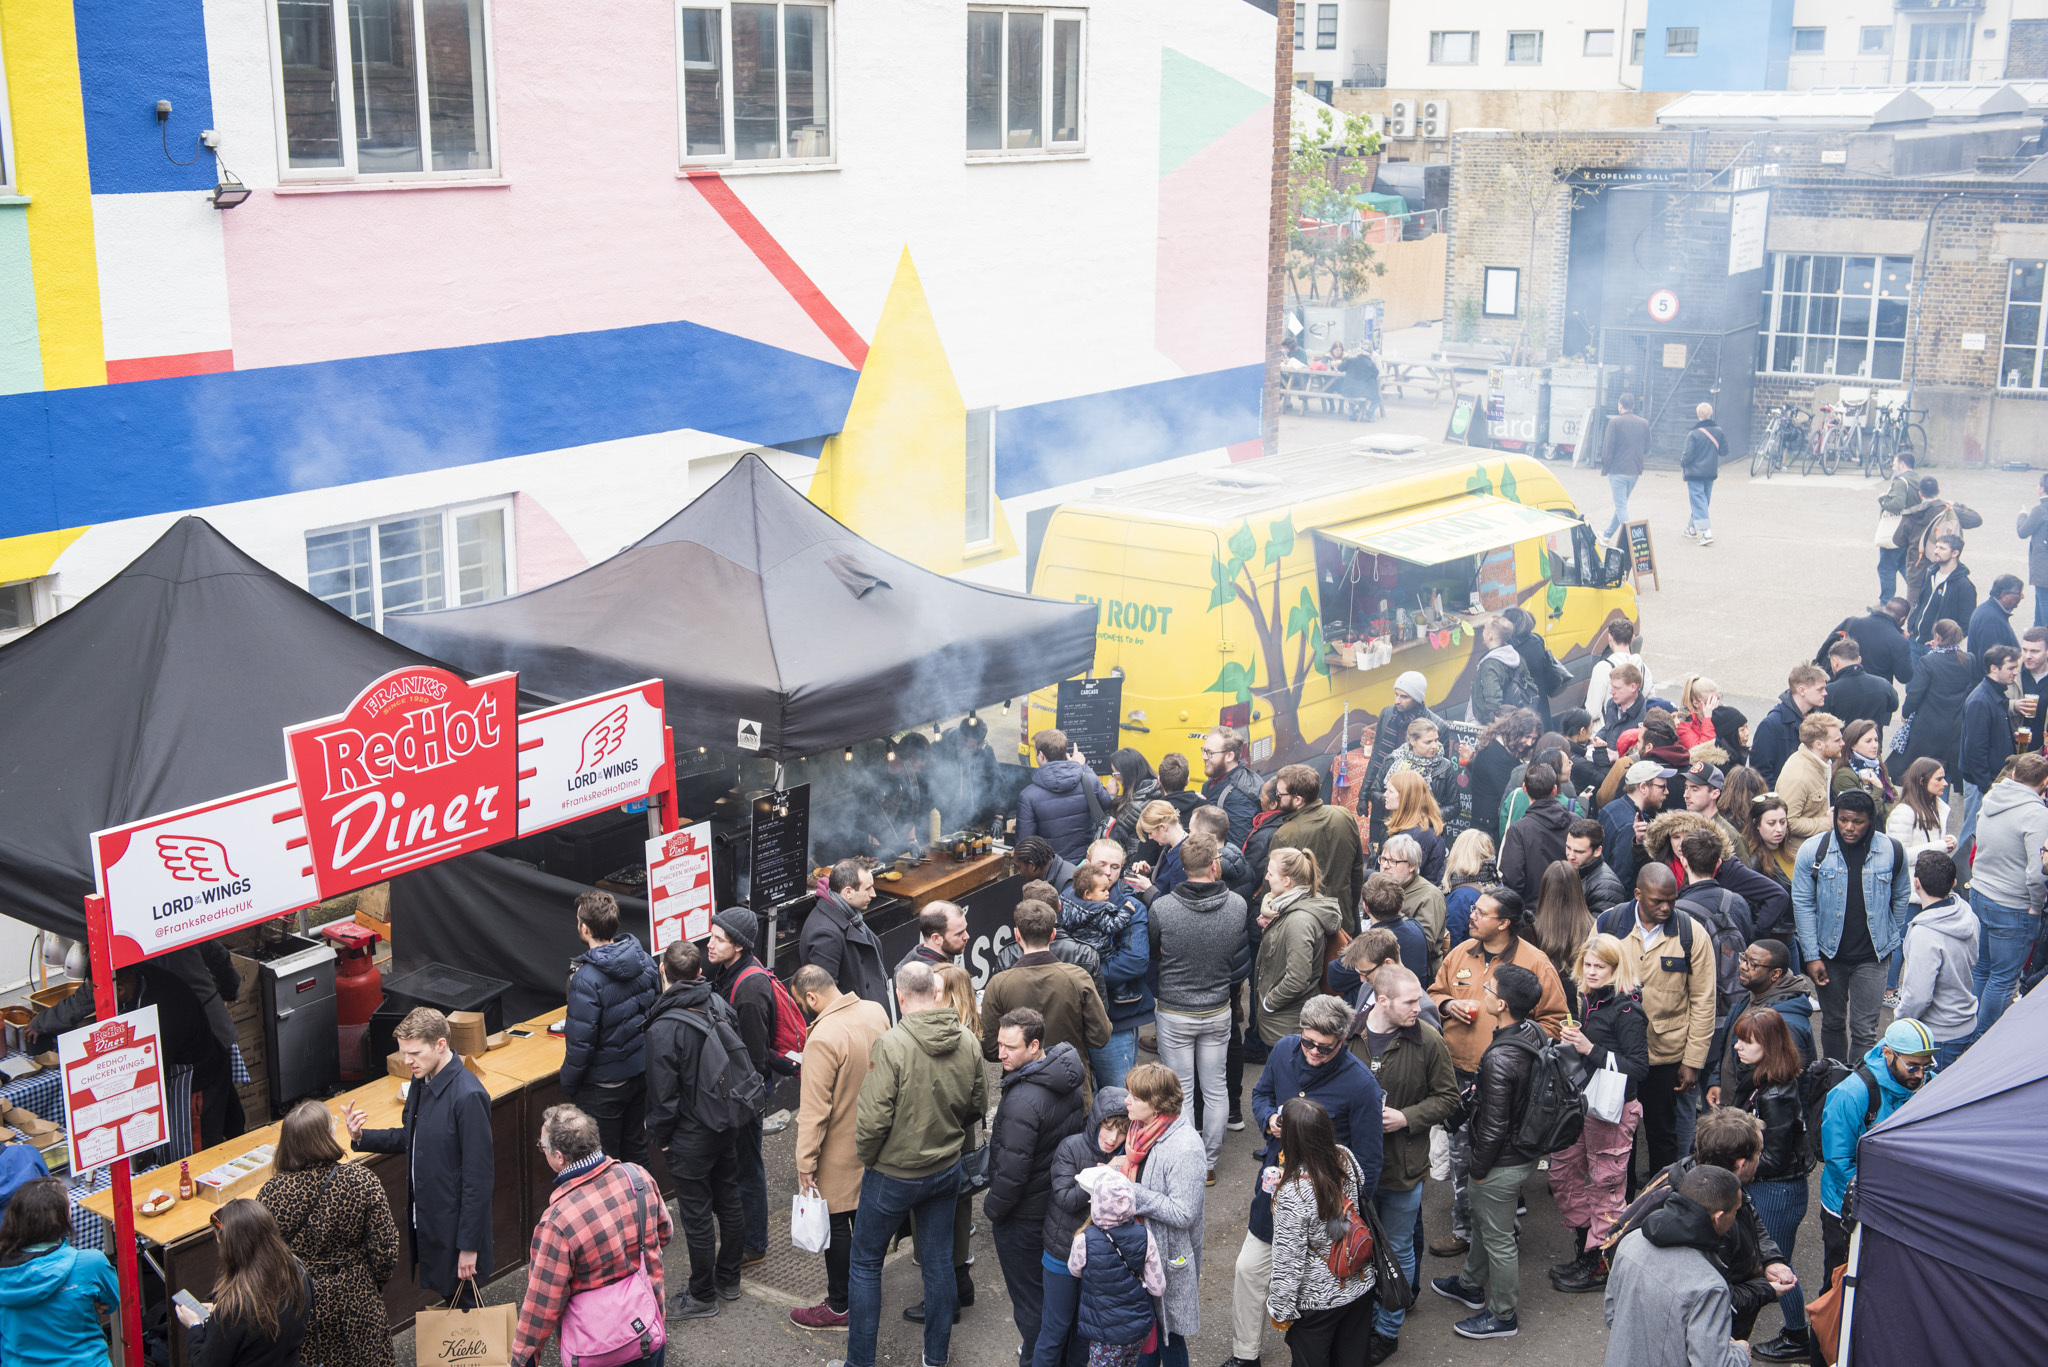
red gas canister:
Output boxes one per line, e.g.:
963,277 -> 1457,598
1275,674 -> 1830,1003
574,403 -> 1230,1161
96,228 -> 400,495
321,922 -> 383,1082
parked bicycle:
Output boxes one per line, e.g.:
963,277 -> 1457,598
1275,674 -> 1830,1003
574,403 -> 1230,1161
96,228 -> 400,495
1870,396 -> 1929,468
1751,402 -> 1811,478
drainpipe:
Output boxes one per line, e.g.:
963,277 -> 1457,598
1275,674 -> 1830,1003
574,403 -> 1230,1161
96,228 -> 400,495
1904,192 -> 1958,417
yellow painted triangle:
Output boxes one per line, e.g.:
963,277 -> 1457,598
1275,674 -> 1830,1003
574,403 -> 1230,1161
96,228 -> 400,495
809,249 -> 1018,573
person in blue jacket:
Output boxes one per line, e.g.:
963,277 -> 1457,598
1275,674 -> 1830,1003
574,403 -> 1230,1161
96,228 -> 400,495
1017,730 -> 1115,864
1790,790 -> 1914,1068
1819,1019 -> 1934,1279
561,890 -> 661,1166
0,1176 -> 119,1367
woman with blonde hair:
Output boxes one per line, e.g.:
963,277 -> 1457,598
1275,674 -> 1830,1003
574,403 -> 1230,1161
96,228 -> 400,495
1380,770 -> 1445,884
257,1101 -> 399,1367
1545,933 -> 1649,1293
1253,848 -> 1342,1045
933,961 -> 980,1041
1441,828 -> 1497,947
1675,676 -> 1721,752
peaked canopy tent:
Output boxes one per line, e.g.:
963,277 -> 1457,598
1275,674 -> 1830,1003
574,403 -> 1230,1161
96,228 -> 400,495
384,453 -> 1100,760
1847,983 -> 2048,1365
0,517 -> 452,942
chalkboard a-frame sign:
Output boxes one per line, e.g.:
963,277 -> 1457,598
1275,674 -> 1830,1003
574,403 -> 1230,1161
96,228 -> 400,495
1623,520 -> 1659,592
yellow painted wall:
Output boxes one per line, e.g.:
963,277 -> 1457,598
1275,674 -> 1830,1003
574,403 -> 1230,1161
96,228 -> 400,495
0,0 -> 106,388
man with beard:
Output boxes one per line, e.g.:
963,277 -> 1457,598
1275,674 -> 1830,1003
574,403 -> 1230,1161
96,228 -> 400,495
1749,664 -> 1829,786
1703,940 -> 1817,1108
1819,1018 -> 1937,1277
1199,727 -> 1264,848
1600,762 -> 1673,887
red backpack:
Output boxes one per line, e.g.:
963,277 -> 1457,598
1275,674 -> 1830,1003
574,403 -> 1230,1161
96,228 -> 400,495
734,965 -> 809,1059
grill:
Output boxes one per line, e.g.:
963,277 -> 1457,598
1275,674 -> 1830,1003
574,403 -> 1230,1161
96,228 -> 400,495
250,934 -> 339,1112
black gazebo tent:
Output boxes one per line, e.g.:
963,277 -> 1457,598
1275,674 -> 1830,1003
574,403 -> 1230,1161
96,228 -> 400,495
384,454 -> 1100,759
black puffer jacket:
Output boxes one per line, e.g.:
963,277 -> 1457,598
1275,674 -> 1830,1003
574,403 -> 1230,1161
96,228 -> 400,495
1578,857 -> 1627,916
561,933 -> 662,1092
1679,418 -> 1726,481
982,1042 -> 1088,1229
1043,1086 -> 1128,1256
1746,1079 -> 1812,1182
1108,778 -> 1166,854
1202,765 -> 1265,848
1469,1019 -> 1547,1177
644,978 -> 743,1153
1576,985 -> 1649,1102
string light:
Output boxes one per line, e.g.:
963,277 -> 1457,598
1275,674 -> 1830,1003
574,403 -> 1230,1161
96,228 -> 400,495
844,746 -> 853,761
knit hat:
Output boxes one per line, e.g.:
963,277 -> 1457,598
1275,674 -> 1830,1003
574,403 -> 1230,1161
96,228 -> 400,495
712,908 -> 758,951
1882,1018 -> 1936,1058
1089,1169 -> 1138,1228
1394,671 -> 1429,706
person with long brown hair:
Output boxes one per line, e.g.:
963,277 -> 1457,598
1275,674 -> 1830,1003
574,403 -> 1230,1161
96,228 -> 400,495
1530,861 -> 1595,1013
258,1101 -> 398,1367
1264,1097 -> 1375,1366
1468,708 -> 1541,842
1885,756 -> 1955,862
1731,1008 -> 1815,1360
175,1199 -> 312,1367
0,1175 -> 119,1367
1380,770 -> 1445,883
1831,718 -> 1897,820
1737,794 -> 1797,890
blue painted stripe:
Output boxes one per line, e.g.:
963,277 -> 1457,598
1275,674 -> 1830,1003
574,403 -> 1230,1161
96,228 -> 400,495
0,319 -> 861,538
996,364 -> 1264,498
74,0 -> 219,194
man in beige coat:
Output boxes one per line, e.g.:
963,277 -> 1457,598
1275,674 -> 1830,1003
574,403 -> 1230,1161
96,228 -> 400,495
789,964 -> 888,1332
1778,711 -> 1843,839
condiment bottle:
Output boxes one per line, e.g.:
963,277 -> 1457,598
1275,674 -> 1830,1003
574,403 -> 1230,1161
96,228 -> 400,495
177,1160 -> 193,1201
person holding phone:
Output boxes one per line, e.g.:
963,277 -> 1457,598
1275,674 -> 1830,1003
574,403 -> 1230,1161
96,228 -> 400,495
175,1200 -> 313,1367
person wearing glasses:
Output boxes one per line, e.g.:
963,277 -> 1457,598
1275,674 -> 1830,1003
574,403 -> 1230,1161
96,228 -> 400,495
1377,834 -> 1448,980
1818,1018 -> 1937,1280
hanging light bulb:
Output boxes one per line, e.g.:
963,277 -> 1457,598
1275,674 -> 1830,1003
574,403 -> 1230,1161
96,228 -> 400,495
844,746 -> 854,761
1002,698 -> 1011,714
934,721 -> 943,736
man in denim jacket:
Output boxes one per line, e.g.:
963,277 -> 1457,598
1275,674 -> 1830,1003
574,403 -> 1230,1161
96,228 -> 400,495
1790,789 -> 1914,1064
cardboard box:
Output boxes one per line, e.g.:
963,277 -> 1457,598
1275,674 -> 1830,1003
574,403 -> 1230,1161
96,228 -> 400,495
447,1011 -> 488,1057
387,1051 -> 411,1080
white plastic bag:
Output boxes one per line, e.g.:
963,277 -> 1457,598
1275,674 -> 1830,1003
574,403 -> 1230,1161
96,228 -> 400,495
791,1192 -> 830,1254
1583,1055 -> 1628,1125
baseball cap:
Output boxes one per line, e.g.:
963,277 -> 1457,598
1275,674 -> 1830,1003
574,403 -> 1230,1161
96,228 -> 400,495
1685,762 -> 1725,789
1625,760 -> 1679,786
1882,1019 -> 1937,1058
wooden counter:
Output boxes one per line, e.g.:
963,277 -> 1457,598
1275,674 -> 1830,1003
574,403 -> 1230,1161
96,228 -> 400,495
874,850 -> 1012,910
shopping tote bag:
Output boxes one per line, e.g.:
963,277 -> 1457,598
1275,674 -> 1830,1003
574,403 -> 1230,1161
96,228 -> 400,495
416,1282 -> 515,1367
792,1191 -> 831,1254
1583,1055 -> 1628,1125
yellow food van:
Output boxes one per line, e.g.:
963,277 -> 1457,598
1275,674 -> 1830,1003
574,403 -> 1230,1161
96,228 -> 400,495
1024,441 -> 1639,773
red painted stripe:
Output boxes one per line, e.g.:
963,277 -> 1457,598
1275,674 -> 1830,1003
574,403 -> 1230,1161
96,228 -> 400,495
1228,439 -> 1264,462
106,350 -> 234,384
684,171 -> 868,369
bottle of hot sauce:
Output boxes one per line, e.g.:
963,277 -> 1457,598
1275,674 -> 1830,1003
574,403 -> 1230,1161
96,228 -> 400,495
177,1161 -> 194,1201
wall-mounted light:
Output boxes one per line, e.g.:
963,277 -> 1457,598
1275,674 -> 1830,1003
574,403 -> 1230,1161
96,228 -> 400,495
211,171 -> 251,210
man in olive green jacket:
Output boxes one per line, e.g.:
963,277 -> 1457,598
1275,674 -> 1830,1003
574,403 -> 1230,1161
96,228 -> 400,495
846,961 -> 989,1367
1271,763 -> 1368,931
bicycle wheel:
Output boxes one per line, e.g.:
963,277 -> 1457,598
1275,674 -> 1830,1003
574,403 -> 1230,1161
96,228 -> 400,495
1801,430 -> 1823,476
1820,428 -> 1843,475
1753,423 -> 1779,477
1905,423 -> 1928,457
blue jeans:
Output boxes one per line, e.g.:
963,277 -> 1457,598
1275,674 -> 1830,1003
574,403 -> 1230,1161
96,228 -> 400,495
1933,1036 -> 1970,1071
1745,1177 -> 1810,1332
1032,1252 -> 1086,1367
1089,1028 -> 1138,1094
1967,891 -> 2038,1041
845,1163 -> 964,1367
1685,479 -> 1714,533
1960,781 -> 1987,859
1878,546 -> 1905,603
2037,588 -> 2048,629
1604,474 -> 1640,537
737,1117 -> 768,1250
1372,1182 -> 1426,1338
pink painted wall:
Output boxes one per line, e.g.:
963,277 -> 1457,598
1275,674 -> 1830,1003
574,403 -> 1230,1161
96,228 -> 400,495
512,491 -> 589,590
220,0 -> 845,370
1154,107 -> 1270,377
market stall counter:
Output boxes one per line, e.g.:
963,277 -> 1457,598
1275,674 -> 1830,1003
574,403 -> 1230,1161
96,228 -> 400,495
80,1007 -> 643,1367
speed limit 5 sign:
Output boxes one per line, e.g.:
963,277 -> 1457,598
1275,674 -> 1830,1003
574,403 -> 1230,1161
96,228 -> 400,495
1646,289 -> 1680,323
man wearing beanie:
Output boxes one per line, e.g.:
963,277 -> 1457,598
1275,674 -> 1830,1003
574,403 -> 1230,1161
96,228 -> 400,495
708,908 -> 793,1264
1365,672 -> 1447,844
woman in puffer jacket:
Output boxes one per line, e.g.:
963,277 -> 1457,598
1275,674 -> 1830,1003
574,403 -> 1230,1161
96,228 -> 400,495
1546,933 -> 1649,1293
1265,1097 -> 1375,1366
1732,1006 -> 1815,1362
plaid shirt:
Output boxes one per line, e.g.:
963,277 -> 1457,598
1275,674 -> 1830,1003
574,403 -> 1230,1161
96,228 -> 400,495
513,1158 -> 672,1366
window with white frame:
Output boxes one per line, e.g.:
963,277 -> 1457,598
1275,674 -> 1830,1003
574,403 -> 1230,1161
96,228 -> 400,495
1316,5 -> 1338,50
0,579 -> 49,641
0,28 -> 16,194
678,2 -> 833,165
1861,26 -> 1892,54
1666,27 -> 1698,56
965,409 -> 995,545
2000,260 -> 2048,388
1293,7 -> 1304,50
268,0 -> 495,180
1507,31 -> 1543,63
1792,27 -> 1825,53
1429,31 -> 1477,64
1584,30 -> 1615,58
967,8 -> 1085,155
1630,29 -> 1645,64
306,500 -> 513,630
1757,253 -> 1912,380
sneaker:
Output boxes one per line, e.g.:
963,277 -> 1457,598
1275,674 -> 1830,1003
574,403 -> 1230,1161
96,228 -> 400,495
1751,1329 -> 1811,1362
740,1246 -> 768,1268
1365,1333 -> 1399,1366
790,1301 -> 848,1330
1427,1233 -> 1469,1258
667,1293 -> 718,1320
760,1108 -> 792,1135
1226,1111 -> 1246,1132
1429,1275 -> 1486,1311
1683,526 -> 1698,538
715,1282 -> 742,1301
1699,532 -> 1714,546
1550,1250 -> 1608,1293
1452,1310 -> 1519,1340
1207,1169 -> 1218,1187
903,1302 -> 963,1325
1216,1357 -> 1263,1367
1883,989 -> 1903,1010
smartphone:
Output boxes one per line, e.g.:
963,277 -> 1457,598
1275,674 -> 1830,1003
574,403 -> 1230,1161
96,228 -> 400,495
507,1028 -> 534,1038
172,1290 -> 208,1323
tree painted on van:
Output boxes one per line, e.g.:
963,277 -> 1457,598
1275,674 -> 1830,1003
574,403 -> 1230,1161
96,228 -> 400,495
1203,513 -> 1330,761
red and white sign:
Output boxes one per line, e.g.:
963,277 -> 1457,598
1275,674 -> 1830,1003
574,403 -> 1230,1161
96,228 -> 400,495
284,666 -> 519,898
60,1007 -> 165,1175
1646,288 -> 1680,323
646,822 -> 714,951
516,681 -> 667,837
92,781 -> 319,970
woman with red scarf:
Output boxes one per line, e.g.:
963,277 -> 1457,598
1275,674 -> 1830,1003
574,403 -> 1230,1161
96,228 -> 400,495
1117,1064 -> 1208,1366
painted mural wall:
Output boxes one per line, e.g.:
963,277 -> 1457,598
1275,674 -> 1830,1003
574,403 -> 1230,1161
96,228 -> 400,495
0,0 -> 1276,611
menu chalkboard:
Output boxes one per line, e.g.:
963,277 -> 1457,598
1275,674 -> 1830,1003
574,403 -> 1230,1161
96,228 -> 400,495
749,782 -> 812,910
1445,391 -> 1481,446
1056,677 -> 1123,775
1622,520 -> 1659,591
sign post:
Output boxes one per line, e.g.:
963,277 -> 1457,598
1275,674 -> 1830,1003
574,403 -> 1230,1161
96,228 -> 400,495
82,894 -> 147,1367
1622,519 -> 1659,591
1055,677 -> 1123,775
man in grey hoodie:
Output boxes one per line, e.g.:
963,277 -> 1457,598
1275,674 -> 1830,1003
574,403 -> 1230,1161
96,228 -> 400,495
1894,850 -> 1979,1069
1470,618 -> 1538,726
1963,752 -> 2048,1042
1603,1165 -> 1753,1367
1147,831 -> 1248,1173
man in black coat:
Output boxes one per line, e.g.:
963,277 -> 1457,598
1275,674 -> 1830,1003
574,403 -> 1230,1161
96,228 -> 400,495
709,908 -> 792,1262
561,890 -> 661,1165
1566,818 -> 1628,915
1841,601 -> 1915,686
1822,637 -> 1897,734
1497,763 -> 1573,907
644,938 -> 749,1315
1906,532 -> 1975,646
1199,728 -> 1265,848
345,1007 -> 493,1302
983,1010 -> 1087,1359
799,860 -> 892,1016
1969,574 -> 2025,676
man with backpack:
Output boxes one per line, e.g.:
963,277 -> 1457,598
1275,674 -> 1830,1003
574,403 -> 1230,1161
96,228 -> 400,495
1790,789 -> 1913,1067
708,909 -> 802,1267
1820,1018 -> 1935,1279
1594,865 -> 1717,1182
645,939 -> 756,1319
1430,963 -> 1553,1342
1674,826 -> 1755,1088
789,965 -> 891,1333
1704,941 -> 1817,1107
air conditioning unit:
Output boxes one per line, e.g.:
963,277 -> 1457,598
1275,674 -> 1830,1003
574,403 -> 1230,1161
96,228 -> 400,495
1420,98 -> 1450,139
1388,98 -> 1415,139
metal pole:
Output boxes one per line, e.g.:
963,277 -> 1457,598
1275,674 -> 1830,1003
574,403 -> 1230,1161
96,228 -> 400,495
1837,1223 -> 1865,1367
1905,192 -> 1958,418
85,893 -> 146,1367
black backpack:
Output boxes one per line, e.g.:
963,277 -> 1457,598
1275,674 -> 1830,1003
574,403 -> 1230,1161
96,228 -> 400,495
674,996 -> 766,1133
1493,1030 -> 1589,1156
1799,1057 -> 1881,1167
1495,662 -> 1543,714
1674,886 -> 1752,1015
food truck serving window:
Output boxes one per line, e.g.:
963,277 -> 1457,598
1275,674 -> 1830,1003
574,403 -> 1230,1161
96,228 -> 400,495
1322,496 -> 1581,563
